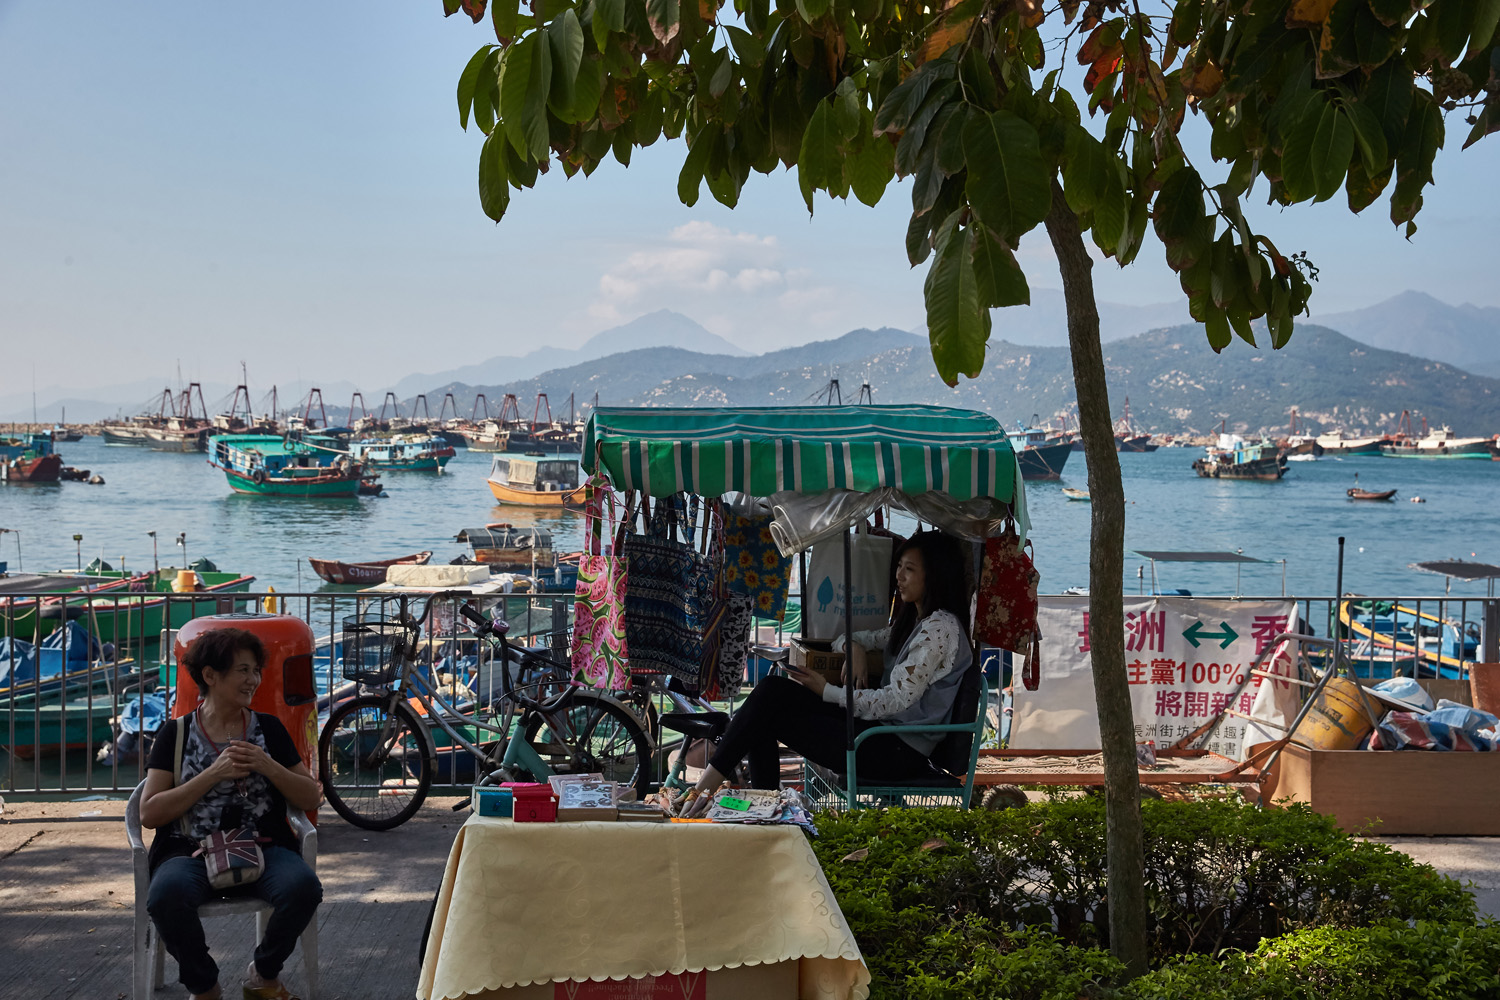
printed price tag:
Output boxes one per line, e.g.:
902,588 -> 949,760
718,796 -> 751,812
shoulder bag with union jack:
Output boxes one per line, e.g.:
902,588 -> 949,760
175,710 -> 266,889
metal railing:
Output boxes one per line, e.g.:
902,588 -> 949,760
2,588 -> 1495,795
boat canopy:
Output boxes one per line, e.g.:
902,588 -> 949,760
580,405 -> 1027,544
1409,560 -> 1500,580
1133,551 -> 1269,563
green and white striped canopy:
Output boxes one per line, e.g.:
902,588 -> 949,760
581,405 -> 1022,505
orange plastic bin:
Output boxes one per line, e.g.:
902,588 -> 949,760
172,614 -> 320,798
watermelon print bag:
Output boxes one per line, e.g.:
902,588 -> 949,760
571,481 -> 631,690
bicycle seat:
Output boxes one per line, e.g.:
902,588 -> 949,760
659,711 -> 729,742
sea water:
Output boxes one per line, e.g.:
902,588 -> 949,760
0,437 -> 1495,599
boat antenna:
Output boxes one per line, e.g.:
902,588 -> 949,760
147,530 -> 159,576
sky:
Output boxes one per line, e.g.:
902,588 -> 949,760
2,1 -> 1498,406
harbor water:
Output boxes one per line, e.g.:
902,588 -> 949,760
0,437 -> 1496,598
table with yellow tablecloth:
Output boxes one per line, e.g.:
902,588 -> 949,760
416,816 -> 871,1000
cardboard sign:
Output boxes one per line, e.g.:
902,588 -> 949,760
1009,597 -> 1297,761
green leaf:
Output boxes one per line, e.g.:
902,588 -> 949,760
934,104 -> 970,177
458,45 -> 496,130
472,47 -> 501,135
1345,160 -> 1392,213
925,215 -> 989,385
1391,93 -> 1443,224
895,83 -> 957,176
1473,0 -> 1500,50
569,56 -> 606,122
847,135 -> 896,207
798,101 -> 838,213
1091,162 -> 1129,256
493,0 -> 518,40
646,0 -> 681,46
907,211 -> 934,266
833,77 -> 862,141
1282,98 -> 1354,203
725,26 -> 764,67
678,128 -> 713,207
1152,166 -> 1210,271
1363,59 -> 1414,151
962,110 -> 1050,243
970,226 -> 1030,309
548,9 -> 585,114
874,59 -> 957,135
1227,304 -> 1256,347
499,36 -> 535,156
522,36 -> 554,160
478,128 -> 511,222
1203,307 -> 1232,352
796,0 -> 831,21
1061,125 -> 1112,215
709,54 -> 735,98
1210,236 -> 1238,309
1345,99 -> 1389,175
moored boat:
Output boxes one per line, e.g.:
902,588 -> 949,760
1061,487 -> 1091,501
1314,431 -> 1386,456
460,419 -> 511,452
1007,423 -> 1072,481
0,433 -> 64,483
1338,598 -> 1478,679
1192,435 -> 1287,480
209,433 -> 366,497
1347,487 -> 1397,501
347,434 -> 455,472
1380,424 -> 1492,459
1,568 -> 256,643
307,550 -> 434,586
485,455 -> 584,506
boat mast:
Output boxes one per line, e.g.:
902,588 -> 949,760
532,393 -> 552,431
471,393 -> 490,422
413,394 -> 431,420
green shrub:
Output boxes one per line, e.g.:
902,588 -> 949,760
813,797 -> 1474,961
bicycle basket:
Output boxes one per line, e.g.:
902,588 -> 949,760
341,616 -> 410,685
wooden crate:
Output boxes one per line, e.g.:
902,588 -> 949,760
1270,742 -> 1500,835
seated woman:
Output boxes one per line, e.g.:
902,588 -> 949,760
680,530 -> 973,812
140,628 -> 323,1000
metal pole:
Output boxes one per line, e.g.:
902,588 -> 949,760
1332,538 -> 1345,679
843,528 -> 855,753
1485,599 -> 1499,664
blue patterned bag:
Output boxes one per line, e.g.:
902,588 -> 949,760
622,496 -> 724,691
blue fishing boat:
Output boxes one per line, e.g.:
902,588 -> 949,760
209,433 -> 368,497
347,434 -> 455,472
1007,422 -> 1073,481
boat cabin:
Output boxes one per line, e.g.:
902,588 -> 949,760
486,456 -> 580,493
455,524 -> 557,569
209,434 -> 350,477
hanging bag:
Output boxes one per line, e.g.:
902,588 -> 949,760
974,520 -> 1043,689
623,495 -> 719,691
803,524 -> 895,639
721,511 -> 794,622
571,480 -> 631,690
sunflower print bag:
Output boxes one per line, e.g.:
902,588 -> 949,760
721,512 -> 792,623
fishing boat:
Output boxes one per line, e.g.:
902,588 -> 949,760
1314,430 -> 1386,456
485,455 -> 584,506
1,688 -> 120,757
496,393 -> 584,454
307,550 -> 433,586
1113,398 -> 1158,452
51,408 -> 82,443
1346,473 -> 1395,501
1338,599 -> 1479,679
347,434 -> 455,472
1007,422 -> 1073,481
455,524 -> 579,591
140,384 -> 214,452
1279,407 -> 1325,461
1191,435 -> 1287,480
0,433 -> 64,482
460,419 -> 511,452
1061,487 -> 1091,501
208,433 -> 366,497
1381,424 -> 1492,459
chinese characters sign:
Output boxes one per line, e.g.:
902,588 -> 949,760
1009,597 -> 1297,761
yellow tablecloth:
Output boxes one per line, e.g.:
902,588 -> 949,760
416,816 -> 870,1000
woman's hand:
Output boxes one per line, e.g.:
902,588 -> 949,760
842,644 -> 873,689
787,662 -> 827,696
202,747 -> 251,784
226,739 -> 275,776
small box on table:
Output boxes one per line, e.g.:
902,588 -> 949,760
788,638 -> 883,685
504,782 -> 559,822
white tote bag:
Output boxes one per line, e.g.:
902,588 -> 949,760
804,526 -> 894,639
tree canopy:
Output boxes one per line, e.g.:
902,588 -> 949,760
444,0 -> 1497,382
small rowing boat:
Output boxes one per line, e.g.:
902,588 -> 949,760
307,550 -> 434,586
1347,487 -> 1397,501
1061,487 -> 1091,502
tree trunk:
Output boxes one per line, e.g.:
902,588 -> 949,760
1043,177 -> 1148,976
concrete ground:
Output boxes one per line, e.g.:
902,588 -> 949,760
3,795 -> 1498,1000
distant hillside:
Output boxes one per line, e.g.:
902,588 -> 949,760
1317,291 -> 1500,376
429,323 -> 1500,436
390,310 -> 750,397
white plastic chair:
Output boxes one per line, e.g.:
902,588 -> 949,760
126,779 -> 319,1000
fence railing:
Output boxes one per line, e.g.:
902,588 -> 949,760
2,588 -> 1496,794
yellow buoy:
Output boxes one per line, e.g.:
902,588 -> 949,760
262,585 -> 280,615
1299,676 -> 1378,750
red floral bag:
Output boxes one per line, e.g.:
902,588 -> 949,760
974,521 -> 1043,690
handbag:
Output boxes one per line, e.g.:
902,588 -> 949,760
623,495 -> 723,692
571,480 -> 631,690
974,519 -> 1043,690
174,710 -> 265,890
721,512 -> 793,622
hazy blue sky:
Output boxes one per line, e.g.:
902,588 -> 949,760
3,2 -> 1497,403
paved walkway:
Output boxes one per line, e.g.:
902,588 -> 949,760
3,796 -> 1499,1000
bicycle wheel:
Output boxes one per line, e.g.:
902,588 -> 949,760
523,692 -> 653,800
319,695 -> 434,830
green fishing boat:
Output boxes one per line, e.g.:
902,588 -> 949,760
1,689 -> 120,757
209,433 -> 368,497
1,569 -> 256,642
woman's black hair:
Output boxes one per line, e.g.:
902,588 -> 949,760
884,530 -> 973,658
183,627 -> 265,688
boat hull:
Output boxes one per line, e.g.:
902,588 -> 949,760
308,551 -> 433,585
1192,455 -> 1287,480
2,453 -> 63,483
1380,442 -> 1492,459
1014,441 -> 1073,481
222,467 -> 363,497
1339,600 -> 1477,679
1116,435 -> 1157,452
142,430 -> 210,452
1,574 -> 256,642
486,477 -> 584,507
361,453 -> 452,472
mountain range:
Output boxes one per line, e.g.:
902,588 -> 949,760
1316,291 -> 1500,378
427,321 -> 1500,437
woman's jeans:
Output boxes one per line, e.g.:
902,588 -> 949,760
147,845 -> 322,994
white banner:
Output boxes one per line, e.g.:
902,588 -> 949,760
1009,597 -> 1297,761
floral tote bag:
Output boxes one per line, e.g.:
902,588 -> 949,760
721,512 -> 793,623
571,482 -> 631,690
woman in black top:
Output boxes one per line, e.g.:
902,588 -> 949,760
141,628 -> 322,1000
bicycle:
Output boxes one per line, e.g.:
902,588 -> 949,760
317,593 -> 653,830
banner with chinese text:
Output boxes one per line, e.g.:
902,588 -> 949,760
1009,597 -> 1297,761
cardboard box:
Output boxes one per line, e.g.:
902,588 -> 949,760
465,960 -> 798,999
789,638 -> 883,685
1269,741 -> 1500,835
